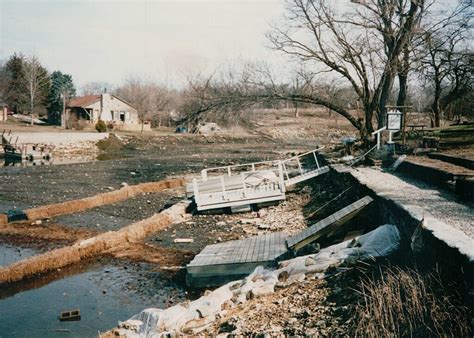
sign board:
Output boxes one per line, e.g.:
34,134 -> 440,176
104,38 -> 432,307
387,110 -> 402,131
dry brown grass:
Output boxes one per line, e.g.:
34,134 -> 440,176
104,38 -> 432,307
23,178 -> 185,221
352,266 -> 471,337
0,220 -> 96,241
106,242 -> 193,266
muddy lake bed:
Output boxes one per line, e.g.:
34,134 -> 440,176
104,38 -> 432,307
0,135 -> 299,337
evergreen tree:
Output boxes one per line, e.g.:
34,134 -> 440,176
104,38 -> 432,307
47,71 -> 76,124
4,53 -> 27,113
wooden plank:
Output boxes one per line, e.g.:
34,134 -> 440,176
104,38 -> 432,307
197,193 -> 286,211
286,196 -> 373,251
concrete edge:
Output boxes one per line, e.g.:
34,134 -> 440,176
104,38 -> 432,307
331,164 -> 474,263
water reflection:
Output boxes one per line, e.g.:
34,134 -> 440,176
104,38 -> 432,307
0,260 -> 188,338
2,158 -> 52,167
1,154 -> 101,167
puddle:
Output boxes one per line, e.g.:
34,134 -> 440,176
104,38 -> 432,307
0,242 -> 38,266
0,260 -> 188,337
0,200 -> 29,214
55,211 -> 132,232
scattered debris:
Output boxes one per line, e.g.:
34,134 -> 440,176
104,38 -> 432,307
187,196 -> 373,287
173,238 -> 194,243
388,154 -> 407,172
59,309 -> 81,321
109,225 -> 401,337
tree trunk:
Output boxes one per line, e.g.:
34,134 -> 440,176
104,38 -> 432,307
432,80 -> 442,127
378,74 -> 396,129
30,99 -> 34,126
397,73 -> 409,144
397,74 -> 408,108
397,45 -> 410,108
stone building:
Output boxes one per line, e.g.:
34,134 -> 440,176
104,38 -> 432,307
51,93 -> 149,131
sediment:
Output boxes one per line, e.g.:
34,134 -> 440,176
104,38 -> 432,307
0,201 -> 190,285
22,178 -> 185,221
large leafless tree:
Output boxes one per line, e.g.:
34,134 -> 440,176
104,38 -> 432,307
268,0 -> 425,136
182,0 -> 426,144
22,56 -> 50,125
114,77 -> 172,132
417,7 -> 472,127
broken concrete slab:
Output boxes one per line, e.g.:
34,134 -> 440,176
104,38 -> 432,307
333,165 -> 474,262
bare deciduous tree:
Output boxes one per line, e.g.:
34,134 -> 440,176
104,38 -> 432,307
22,56 -> 50,125
182,1 -> 426,144
81,81 -> 114,96
114,77 -> 172,133
268,0 -> 425,137
418,23 -> 472,126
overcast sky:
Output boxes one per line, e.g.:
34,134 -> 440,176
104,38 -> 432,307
0,0 -> 286,89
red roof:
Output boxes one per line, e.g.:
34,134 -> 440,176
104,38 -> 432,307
66,95 -> 101,108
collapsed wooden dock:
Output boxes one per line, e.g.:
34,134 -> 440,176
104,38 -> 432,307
187,148 -> 329,212
187,196 -> 374,287
1,130 -> 54,161
187,232 -> 288,287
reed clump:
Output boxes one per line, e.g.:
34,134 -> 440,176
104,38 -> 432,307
352,266 -> 471,337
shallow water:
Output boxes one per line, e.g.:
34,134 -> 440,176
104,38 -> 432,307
55,210 -> 132,232
0,261 -> 187,338
0,152 -> 126,168
0,242 -> 38,266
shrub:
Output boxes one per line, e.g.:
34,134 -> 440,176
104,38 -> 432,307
106,121 -> 115,130
95,120 -> 107,133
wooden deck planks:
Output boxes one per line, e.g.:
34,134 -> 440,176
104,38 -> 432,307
286,196 -> 373,250
187,232 -> 288,268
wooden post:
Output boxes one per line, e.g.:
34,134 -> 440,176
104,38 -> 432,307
282,162 -> 290,180
220,176 -> 226,193
193,178 -> 200,205
241,172 -> 246,196
296,157 -> 303,174
279,163 -> 285,193
402,107 -> 407,145
313,151 -> 320,169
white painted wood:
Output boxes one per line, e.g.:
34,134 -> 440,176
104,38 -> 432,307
192,148 -> 328,211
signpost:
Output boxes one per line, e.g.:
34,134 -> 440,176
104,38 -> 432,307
386,109 -> 403,145
372,106 -> 412,151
